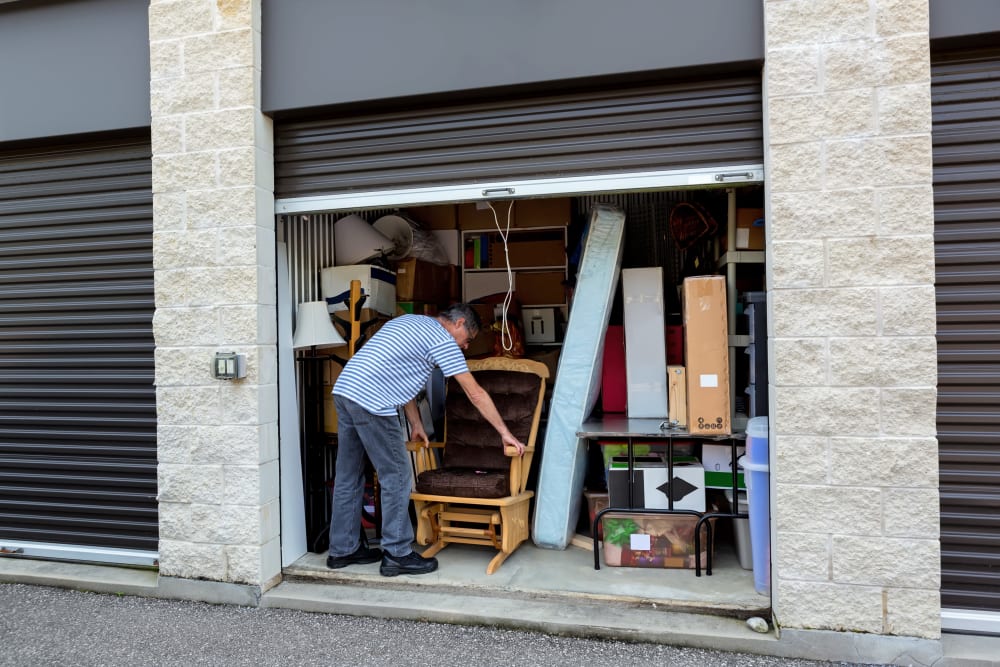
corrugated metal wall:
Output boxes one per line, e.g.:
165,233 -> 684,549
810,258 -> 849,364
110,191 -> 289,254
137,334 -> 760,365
274,74 -> 763,198
0,134 -> 157,556
932,48 -> 1000,613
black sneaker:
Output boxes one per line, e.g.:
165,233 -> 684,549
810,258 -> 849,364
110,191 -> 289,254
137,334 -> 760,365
379,551 -> 439,577
326,543 -> 382,569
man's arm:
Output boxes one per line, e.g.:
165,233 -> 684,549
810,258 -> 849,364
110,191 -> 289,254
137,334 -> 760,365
402,399 -> 429,445
451,371 -> 526,455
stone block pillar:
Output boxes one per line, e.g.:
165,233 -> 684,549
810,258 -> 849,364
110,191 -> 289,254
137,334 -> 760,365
149,0 -> 279,587
763,0 -> 939,638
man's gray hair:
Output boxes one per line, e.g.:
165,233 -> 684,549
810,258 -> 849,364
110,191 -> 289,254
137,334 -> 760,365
439,303 -> 481,337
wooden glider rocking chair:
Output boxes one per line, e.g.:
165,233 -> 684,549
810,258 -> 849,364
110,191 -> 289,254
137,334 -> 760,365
407,357 -> 549,574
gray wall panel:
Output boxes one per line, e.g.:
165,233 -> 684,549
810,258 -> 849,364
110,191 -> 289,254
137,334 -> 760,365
262,0 -> 763,113
0,0 -> 151,143
930,0 -> 1000,41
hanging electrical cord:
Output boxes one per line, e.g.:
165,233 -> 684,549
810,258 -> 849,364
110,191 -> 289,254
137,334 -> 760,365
485,200 -> 515,352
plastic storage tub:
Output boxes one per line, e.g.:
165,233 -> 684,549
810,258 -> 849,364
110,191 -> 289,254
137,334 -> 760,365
744,416 -> 770,595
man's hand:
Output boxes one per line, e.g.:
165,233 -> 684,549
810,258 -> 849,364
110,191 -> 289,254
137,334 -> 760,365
502,432 -> 525,456
403,399 -> 429,446
410,422 -> 430,447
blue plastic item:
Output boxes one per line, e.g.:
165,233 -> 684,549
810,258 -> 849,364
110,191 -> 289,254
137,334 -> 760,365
743,416 -> 770,595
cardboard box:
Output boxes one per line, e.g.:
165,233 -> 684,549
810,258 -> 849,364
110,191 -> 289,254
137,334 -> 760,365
321,264 -> 396,316
667,366 -> 688,428
458,202 -> 510,230
736,208 -> 765,250
515,271 -> 565,305
683,276 -> 731,435
622,268 -> 668,418
405,204 -> 457,230
702,443 -> 746,489
394,257 -> 452,304
457,198 -> 572,230
601,325 -> 627,413
607,455 -> 705,512
516,197 -> 571,228
601,513 -> 713,569
502,238 -> 566,268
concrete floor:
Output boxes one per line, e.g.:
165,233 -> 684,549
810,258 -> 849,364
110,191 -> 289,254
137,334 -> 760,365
283,534 -> 770,617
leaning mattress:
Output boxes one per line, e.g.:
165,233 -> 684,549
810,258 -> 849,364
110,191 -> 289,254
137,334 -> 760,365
532,203 -> 625,549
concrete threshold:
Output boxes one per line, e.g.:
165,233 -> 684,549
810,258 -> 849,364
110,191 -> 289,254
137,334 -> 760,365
262,577 -> 777,652
0,554 -> 158,597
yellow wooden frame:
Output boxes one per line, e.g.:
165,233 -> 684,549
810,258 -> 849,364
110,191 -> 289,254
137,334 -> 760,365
408,357 -> 549,574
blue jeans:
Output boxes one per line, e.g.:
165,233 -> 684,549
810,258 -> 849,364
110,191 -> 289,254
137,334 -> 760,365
329,395 -> 414,558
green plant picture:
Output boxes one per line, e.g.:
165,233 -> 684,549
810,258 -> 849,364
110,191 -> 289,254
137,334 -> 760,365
602,517 -> 639,546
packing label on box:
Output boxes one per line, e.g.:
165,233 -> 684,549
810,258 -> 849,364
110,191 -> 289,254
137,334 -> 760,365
630,533 -> 651,551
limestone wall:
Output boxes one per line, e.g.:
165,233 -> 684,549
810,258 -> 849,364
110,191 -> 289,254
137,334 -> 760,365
149,0 -> 279,586
763,0 -> 940,638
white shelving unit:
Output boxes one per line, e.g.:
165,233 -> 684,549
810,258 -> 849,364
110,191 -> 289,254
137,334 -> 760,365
461,226 -> 568,309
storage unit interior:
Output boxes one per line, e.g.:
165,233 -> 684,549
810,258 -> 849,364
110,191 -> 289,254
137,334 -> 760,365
279,181 -> 767,608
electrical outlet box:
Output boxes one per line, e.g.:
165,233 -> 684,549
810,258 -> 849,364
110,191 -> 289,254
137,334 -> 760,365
212,352 -> 246,380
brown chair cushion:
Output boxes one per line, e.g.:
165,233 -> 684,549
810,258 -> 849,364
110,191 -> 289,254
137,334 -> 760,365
415,468 -> 509,498
441,370 -> 539,472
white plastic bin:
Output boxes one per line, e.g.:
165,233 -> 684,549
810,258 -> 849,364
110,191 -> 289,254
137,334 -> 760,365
744,416 -> 770,595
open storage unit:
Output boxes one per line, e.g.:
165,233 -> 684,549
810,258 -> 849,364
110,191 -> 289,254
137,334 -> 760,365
271,70 -> 770,604
276,174 -> 768,586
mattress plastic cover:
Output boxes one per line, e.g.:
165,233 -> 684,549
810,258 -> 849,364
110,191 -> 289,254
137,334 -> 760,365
532,203 -> 626,549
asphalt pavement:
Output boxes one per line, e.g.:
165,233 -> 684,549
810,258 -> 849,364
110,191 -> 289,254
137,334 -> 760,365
0,582 -> 882,667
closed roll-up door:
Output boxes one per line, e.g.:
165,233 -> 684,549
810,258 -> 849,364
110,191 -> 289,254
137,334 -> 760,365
274,74 -> 763,198
0,133 -> 157,561
932,48 -> 1000,613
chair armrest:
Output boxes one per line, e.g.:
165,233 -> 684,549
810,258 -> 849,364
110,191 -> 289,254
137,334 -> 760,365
406,440 -> 445,452
504,444 -> 535,457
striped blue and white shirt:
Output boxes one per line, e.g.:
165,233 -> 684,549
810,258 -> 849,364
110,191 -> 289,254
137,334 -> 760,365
333,314 -> 469,416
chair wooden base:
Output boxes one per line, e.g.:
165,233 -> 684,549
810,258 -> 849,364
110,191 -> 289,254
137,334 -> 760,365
412,492 -> 533,575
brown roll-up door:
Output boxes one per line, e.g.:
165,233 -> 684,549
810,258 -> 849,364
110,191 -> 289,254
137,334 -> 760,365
274,74 -> 763,198
932,48 -> 1000,613
0,133 -> 157,558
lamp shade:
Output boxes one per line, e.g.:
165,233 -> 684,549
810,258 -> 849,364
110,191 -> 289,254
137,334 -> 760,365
292,301 -> 347,349
334,214 -> 394,265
